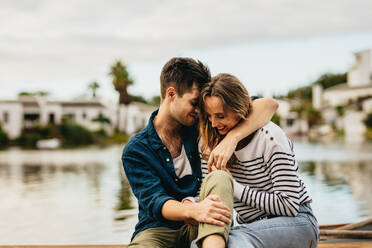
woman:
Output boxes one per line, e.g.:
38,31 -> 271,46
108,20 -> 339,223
198,73 -> 319,248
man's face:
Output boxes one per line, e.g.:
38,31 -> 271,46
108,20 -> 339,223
171,83 -> 200,126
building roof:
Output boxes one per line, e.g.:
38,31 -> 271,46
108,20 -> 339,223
131,101 -> 157,112
58,100 -> 105,107
324,83 -> 372,92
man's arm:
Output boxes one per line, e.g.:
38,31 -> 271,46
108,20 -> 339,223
162,195 -> 232,227
207,97 -> 278,170
122,146 -> 173,223
123,142 -> 231,225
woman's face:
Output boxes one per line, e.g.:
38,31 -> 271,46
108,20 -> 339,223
204,96 -> 241,135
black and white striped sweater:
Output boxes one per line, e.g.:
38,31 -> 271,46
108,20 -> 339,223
200,121 -> 312,224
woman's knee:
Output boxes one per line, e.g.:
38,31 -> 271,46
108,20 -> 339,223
204,170 -> 233,190
205,170 -> 232,183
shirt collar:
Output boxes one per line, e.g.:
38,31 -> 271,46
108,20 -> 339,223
146,109 -> 164,150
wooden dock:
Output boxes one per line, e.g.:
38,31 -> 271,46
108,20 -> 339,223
2,218 -> 372,248
1,242 -> 372,248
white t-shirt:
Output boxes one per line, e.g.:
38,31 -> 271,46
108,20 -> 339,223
173,145 -> 192,178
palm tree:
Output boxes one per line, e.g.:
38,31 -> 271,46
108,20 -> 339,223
109,61 -> 133,105
88,81 -> 100,98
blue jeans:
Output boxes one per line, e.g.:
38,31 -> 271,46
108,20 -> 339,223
227,204 -> 319,248
190,204 -> 319,248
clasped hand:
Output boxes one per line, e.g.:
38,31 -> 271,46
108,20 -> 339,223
186,195 -> 232,228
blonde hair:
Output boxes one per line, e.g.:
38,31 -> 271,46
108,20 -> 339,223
199,73 -> 252,166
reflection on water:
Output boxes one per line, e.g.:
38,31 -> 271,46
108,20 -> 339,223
300,160 -> 372,224
0,142 -> 371,244
116,176 -> 132,212
0,146 -> 136,245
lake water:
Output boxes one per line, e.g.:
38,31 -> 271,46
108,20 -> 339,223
0,141 -> 371,245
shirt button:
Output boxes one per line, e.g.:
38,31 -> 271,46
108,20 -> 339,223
166,158 -> 170,162
163,146 -> 166,150
175,178 -> 179,182
197,178 -> 200,182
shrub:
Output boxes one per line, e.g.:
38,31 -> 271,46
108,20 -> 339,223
58,122 -> 94,146
271,113 -> 281,126
364,113 -> 372,128
0,125 -> 9,148
17,131 -> 43,148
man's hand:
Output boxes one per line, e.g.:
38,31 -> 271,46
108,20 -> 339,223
183,199 -> 199,228
188,195 -> 232,226
207,134 -> 238,172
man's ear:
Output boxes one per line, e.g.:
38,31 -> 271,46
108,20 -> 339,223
166,87 -> 177,101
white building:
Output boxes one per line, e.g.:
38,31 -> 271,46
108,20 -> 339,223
276,99 -> 309,137
0,96 -> 155,139
313,49 -> 372,141
315,50 -> 372,109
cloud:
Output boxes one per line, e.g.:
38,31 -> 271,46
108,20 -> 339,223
1,0 -> 372,99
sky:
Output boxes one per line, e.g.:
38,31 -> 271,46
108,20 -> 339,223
1,0 -> 372,102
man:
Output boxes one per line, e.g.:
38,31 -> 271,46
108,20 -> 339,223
122,57 -> 278,248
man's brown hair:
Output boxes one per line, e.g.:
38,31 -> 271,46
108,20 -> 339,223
160,57 -> 211,99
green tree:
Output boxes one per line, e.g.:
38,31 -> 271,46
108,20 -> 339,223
88,81 -> 100,98
271,113 -> 281,126
291,103 -> 321,128
109,61 -> 133,105
18,91 -> 50,97
149,95 -> 161,107
285,72 -> 346,101
313,73 -> 347,89
287,86 -> 312,101
132,95 -> 148,104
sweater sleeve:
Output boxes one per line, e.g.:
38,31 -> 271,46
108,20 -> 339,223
122,143 -> 174,222
235,128 -> 301,217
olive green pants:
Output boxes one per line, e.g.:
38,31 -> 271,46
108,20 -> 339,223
128,170 -> 234,248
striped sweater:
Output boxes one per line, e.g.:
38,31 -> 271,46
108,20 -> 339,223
200,122 -> 311,224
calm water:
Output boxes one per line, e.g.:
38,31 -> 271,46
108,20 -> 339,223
0,141 -> 371,245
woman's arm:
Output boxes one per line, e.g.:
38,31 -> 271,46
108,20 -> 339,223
232,126 -> 304,218
207,97 -> 278,171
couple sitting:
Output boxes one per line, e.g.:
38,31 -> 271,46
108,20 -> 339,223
122,57 -> 319,248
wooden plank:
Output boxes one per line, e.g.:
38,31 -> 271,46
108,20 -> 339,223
1,242 -> 372,248
320,230 -> 372,239
318,241 -> 372,248
320,223 -> 349,229
336,218 -> 372,231
0,246 -> 126,248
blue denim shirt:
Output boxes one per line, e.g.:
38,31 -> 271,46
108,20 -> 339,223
122,109 -> 202,240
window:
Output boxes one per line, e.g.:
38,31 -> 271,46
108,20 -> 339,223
286,118 -> 294,127
49,113 -> 55,124
3,112 -> 8,123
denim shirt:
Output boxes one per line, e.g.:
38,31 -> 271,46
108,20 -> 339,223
122,109 -> 202,240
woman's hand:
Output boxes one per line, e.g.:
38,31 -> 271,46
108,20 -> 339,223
207,133 -> 238,172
